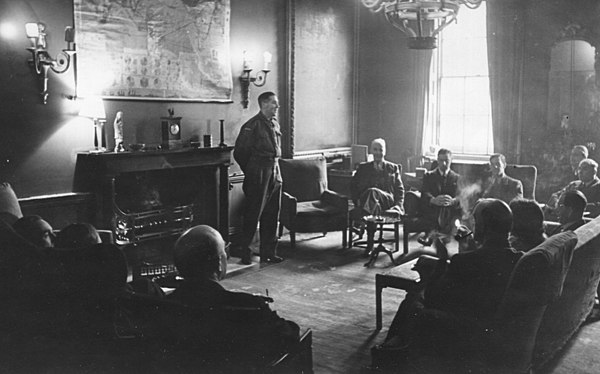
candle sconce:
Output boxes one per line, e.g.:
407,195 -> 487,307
239,51 -> 271,109
25,22 -> 76,104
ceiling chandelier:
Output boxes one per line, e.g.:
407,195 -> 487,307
361,0 -> 483,49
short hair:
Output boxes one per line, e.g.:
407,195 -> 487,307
572,145 -> 589,159
438,148 -> 452,158
509,199 -> 544,237
473,198 -> 513,239
258,91 -> 276,107
489,153 -> 506,164
55,223 -> 101,249
173,225 -> 225,279
579,158 -> 598,171
371,138 -> 386,149
562,190 -> 587,213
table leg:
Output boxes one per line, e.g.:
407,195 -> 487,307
376,274 -> 383,330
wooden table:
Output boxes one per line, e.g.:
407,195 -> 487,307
375,258 -> 421,330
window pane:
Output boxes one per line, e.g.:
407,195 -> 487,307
462,115 -> 492,154
439,114 -> 464,151
464,77 -> 491,115
440,78 -> 464,115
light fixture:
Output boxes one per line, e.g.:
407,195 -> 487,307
361,0 -> 483,49
239,50 -> 272,108
25,22 -> 75,104
79,97 -> 107,152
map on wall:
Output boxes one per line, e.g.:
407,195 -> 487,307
74,0 -> 232,101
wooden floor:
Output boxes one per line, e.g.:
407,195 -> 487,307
222,231 -> 600,374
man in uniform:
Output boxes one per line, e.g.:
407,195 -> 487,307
234,92 -> 283,264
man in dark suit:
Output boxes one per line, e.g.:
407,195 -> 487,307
376,199 -> 522,352
418,148 -> 461,245
549,190 -> 588,235
482,153 -> 523,204
350,138 -> 404,216
168,225 -> 299,365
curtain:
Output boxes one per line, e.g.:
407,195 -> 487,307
487,0 -> 527,163
413,50 -> 434,158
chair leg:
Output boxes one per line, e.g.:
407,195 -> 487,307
403,225 -> 409,255
290,231 -> 296,249
342,227 -> 347,249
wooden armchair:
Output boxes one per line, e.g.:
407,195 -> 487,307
278,157 -> 348,249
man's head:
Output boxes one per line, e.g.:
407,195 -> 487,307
437,148 -> 452,174
12,215 -> 55,248
173,225 -> 227,281
509,198 -> 545,238
258,91 -> 279,120
577,158 -> 598,183
371,138 -> 386,163
570,145 -> 589,173
557,190 -> 587,224
472,199 -> 512,243
489,153 -> 507,177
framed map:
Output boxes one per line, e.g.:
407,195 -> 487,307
74,0 -> 232,102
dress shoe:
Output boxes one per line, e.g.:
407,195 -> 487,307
240,255 -> 252,265
261,255 -> 284,264
417,234 -> 433,247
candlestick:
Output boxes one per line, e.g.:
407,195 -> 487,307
219,119 -> 226,147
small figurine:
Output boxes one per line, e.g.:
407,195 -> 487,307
114,111 -> 125,152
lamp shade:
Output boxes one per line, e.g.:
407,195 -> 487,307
79,97 -> 106,120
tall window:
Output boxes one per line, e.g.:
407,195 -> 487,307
423,3 -> 493,159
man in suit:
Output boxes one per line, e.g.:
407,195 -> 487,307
548,158 -> 600,219
168,225 -> 299,366
549,190 -> 588,235
482,153 -> 523,204
418,148 -> 461,245
234,91 -> 283,264
350,138 -> 404,216
376,199 -> 522,352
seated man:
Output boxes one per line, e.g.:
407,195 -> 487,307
481,153 -> 523,204
12,215 -> 55,248
509,199 -> 547,252
350,138 -> 404,216
569,145 -> 589,179
549,190 -> 588,235
418,148 -> 461,245
376,199 -> 522,353
547,158 -> 600,218
168,225 -> 299,365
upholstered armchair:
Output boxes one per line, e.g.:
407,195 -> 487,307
278,157 -> 348,249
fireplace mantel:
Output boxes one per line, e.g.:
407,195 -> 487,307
73,147 -> 233,244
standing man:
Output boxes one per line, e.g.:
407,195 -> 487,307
482,153 -> 523,204
234,92 -> 283,265
418,148 -> 461,246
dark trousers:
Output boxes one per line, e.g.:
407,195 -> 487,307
240,162 -> 282,258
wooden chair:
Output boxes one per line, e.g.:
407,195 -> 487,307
279,157 -> 348,249
505,164 -> 538,200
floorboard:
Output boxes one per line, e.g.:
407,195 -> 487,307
222,231 -> 600,374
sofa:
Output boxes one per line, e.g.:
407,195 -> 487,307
375,215 -> 600,373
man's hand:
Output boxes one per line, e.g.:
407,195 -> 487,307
431,194 -> 455,207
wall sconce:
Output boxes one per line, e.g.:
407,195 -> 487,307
79,97 -> 107,152
239,51 -> 272,108
25,22 -> 75,104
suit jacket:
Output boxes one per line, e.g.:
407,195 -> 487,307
425,241 -> 522,320
168,278 -> 299,361
563,177 -> 600,218
482,174 -> 523,204
420,168 -> 461,220
548,219 -> 587,236
350,160 -> 404,208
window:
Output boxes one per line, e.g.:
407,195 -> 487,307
423,2 -> 493,159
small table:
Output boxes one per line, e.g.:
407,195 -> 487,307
362,215 -> 402,267
375,259 -> 421,330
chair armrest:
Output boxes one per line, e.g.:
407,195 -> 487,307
321,190 -> 349,211
281,192 -> 298,216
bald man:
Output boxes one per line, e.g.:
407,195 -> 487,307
168,225 -> 299,365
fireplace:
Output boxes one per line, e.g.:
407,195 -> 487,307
73,147 -> 233,278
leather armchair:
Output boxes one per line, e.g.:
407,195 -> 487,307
278,157 -> 348,249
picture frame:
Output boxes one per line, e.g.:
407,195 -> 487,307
73,0 -> 233,102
